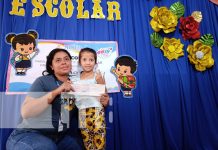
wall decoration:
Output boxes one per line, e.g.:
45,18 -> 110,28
151,32 -> 184,61
6,39 -> 119,94
111,56 -> 137,98
150,2 -> 184,34
150,2 -> 215,72
5,30 -> 39,75
187,34 -> 215,71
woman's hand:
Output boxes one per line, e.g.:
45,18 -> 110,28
96,70 -> 105,84
100,93 -> 109,107
48,80 -> 74,104
55,80 -> 74,95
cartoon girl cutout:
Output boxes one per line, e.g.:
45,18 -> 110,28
111,56 -> 137,98
6,30 -> 39,75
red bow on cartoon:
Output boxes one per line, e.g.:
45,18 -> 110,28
210,0 -> 218,5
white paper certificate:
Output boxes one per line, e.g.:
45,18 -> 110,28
68,84 -> 106,96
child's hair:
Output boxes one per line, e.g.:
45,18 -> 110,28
115,56 -> 137,73
43,48 -> 72,76
78,47 -> 97,64
6,30 -> 38,50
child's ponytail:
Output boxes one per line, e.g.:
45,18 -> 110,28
28,30 -> 38,39
6,34 -> 16,44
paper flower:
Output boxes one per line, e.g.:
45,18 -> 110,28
150,6 -> 178,33
160,37 -> 184,61
179,16 -> 201,40
150,32 -> 164,48
200,34 -> 214,46
191,11 -> 202,23
187,40 -> 214,71
170,1 -> 185,18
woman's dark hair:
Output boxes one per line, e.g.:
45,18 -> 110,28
42,48 -> 72,76
115,56 -> 137,73
6,30 -> 38,50
78,47 -> 97,64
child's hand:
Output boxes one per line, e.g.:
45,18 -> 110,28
96,70 -> 105,84
56,80 -> 74,94
34,48 -> 39,54
100,93 -> 109,107
15,55 -> 22,62
111,67 -> 116,73
111,67 -> 120,77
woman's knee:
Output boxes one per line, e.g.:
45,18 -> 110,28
6,130 -> 57,150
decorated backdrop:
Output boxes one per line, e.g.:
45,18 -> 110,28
6,39 -> 119,93
1,0 -> 218,150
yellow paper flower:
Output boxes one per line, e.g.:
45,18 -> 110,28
187,40 -> 214,71
160,38 -> 184,61
150,6 -> 178,33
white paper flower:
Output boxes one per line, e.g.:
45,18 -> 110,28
195,51 -> 204,59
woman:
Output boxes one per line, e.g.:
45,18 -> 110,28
6,48 -> 109,150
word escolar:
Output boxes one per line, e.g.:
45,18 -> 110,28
9,0 -> 121,21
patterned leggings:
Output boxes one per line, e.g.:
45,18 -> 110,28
79,107 -> 106,150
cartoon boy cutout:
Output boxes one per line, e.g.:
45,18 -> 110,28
6,30 -> 39,75
111,56 -> 137,98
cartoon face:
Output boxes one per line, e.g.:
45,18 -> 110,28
51,51 -> 72,76
15,43 -> 35,55
115,64 -> 132,76
80,52 -> 96,72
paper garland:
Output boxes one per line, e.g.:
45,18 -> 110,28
149,1 -> 215,71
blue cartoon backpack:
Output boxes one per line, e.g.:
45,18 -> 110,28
10,52 -> 21,68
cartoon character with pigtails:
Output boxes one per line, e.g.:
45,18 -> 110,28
6,30 -> 39,75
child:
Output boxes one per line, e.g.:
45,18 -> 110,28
74,47 -> 106,150
6,30 -> 39,75
111,56 -> 137,97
